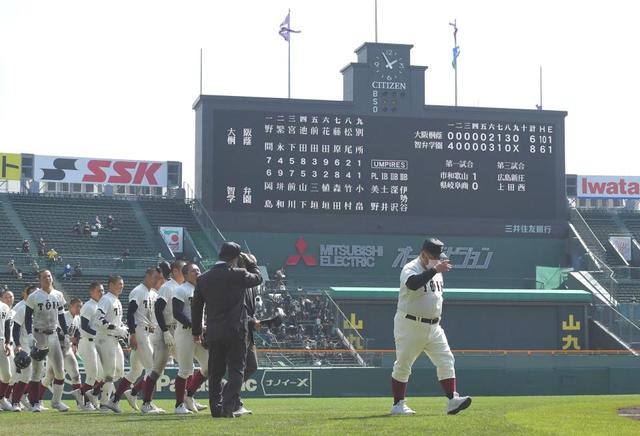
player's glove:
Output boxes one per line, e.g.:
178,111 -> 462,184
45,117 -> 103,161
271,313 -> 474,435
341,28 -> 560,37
163,331 -> 175,347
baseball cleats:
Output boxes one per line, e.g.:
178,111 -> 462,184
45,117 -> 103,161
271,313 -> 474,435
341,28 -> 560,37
184,396 -> 207,412
0,398 -> 13,411
103,398 -> 122,413
123,389 -> 139,411
51,401 -> 70,412
30,402 -> 45,413
234,405 -> 252,416
141,402 -> 165,414
390,400 -> 416,416
20,396 -> 30,410
81,403 -> 96,411
174,403 -> 192,415
85,391 -> 100,409
446,393 -> 472,415
12,403 -> 22,412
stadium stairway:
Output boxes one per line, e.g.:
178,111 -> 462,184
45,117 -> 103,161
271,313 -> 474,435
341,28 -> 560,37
571,208 -> 628,266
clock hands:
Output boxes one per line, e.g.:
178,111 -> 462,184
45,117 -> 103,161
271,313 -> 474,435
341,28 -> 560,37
381,52 -> 394,69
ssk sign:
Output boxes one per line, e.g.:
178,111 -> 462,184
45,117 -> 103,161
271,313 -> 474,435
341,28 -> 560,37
34,155 -> 168,187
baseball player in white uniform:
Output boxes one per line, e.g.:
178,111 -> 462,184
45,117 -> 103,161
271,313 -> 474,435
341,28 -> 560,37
78,281 -> 105,409
390,238 -> 471,416
0,296 -> 13,411
107,268 -> 161,413
174,262 -> 209,414
8,285 -> 37,411
95,275 -> 128,412
138,261 -> 185,413
41,298 -> 86,409
0,290 -> 15,411
24,270 -> 69,412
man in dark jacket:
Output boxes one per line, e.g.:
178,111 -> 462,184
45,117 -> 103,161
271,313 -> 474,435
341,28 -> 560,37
192,242 -> 262,418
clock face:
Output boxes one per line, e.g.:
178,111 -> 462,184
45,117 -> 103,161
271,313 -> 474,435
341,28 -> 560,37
373,48 -> 406,81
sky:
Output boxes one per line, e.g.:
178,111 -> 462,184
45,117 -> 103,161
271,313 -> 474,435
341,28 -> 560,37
1,0 -> 639,189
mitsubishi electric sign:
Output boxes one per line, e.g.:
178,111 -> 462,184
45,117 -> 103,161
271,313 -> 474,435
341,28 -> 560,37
286,237 -> 384,268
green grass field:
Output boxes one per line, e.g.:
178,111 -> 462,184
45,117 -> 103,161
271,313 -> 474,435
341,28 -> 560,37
2,395 -> 639,435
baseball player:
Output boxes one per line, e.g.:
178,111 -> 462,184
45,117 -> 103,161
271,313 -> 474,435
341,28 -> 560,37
95,275 -> 128,412
173,262 -> 209,414
390,238 -> 471,416
137,261 -> 185,413
9,285 -> 37,411
107,268 -> 161,413
0,295 -> 13,411
24,270 -> 69,412
78,281 -> 105,409
41,298 -> 86,409
1,289 -> 15,408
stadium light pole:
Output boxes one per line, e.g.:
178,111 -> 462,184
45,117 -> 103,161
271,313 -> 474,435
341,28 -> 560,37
375,0 -> 378,42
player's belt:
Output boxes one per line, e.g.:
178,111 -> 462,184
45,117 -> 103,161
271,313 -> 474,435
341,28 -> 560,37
81,337 -> 95,342
34,328 -> 55,334
143,326 -> 155,333
405,314 -> 439,324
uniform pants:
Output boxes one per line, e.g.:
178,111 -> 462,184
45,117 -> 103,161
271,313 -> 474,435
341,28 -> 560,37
95,335 -> 124,383
78,337 -> 103,386
31,332 -> 64,381
391,311 -> 456,383
151,326 -> 175,374
174,326 -> 209,379
0,340 -> 12,383
207,331 -> 247,415
42,339 -> 81,387
124,327 -> 154,383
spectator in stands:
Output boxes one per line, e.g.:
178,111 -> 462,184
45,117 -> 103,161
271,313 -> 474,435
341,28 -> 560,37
83,221 -> 91,235
264,328 -> 276,347
93,215 -> 102,230
47,247 -> 60,262
274,268 -> 287,291
7,259 -> 17,275
62,263 -> 72,280
106,214 -> 115,230
22,239 -> 30,253
31,258 -> 40,275
72,221 -> 81,234
37,237 -> 46,256
73,262 -> 83,278
122,248 -> 130,259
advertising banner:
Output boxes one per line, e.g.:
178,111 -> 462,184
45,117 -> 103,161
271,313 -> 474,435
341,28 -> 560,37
0,152 -> 21,180
160,226 -> 184,253
34,155 -> 168,187
609,236 -> 632,261
578,175 -> 640,199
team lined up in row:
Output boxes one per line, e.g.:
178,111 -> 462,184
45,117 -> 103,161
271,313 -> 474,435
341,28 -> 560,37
0,261 -> 218,415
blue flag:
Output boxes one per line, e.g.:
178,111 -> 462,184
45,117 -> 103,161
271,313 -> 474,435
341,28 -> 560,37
452,46 -> 460,69
279,12 -> 300,41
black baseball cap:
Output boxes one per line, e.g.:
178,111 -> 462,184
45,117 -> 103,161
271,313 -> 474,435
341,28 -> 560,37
422,238 -> 448,260
219,241 -> 242,262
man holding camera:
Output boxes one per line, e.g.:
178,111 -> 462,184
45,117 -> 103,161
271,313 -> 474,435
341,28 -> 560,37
192,242 -> 263,418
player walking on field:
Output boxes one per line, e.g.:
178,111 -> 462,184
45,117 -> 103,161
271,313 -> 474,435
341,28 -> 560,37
24,270 -> 69,412
390,238 -> 472,416
95,276 -> 128,412
78,282 -> 105,409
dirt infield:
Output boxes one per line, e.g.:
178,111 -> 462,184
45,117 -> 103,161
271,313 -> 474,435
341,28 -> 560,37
618,407 -> 640,420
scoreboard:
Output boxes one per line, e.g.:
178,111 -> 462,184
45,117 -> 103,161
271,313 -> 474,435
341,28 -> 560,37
201,107 -> 566,237
195,42 -> 567,237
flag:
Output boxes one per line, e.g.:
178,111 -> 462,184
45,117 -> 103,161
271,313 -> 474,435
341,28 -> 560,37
449,20 -> 460,70
452,46 -> 460,69
279,11 -> 300,41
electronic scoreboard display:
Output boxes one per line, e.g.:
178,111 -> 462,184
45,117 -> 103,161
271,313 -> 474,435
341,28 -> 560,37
202,108 -> 566,237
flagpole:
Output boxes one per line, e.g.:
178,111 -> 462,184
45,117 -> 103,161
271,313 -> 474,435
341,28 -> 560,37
539,65 -> 543,110
288,8 -> 291,99
454,59 -> 458,107
375,0 -> 378,42
199,48 -> 203,95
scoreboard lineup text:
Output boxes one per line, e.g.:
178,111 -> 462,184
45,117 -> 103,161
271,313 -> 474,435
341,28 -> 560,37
212,109 -> 562,230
